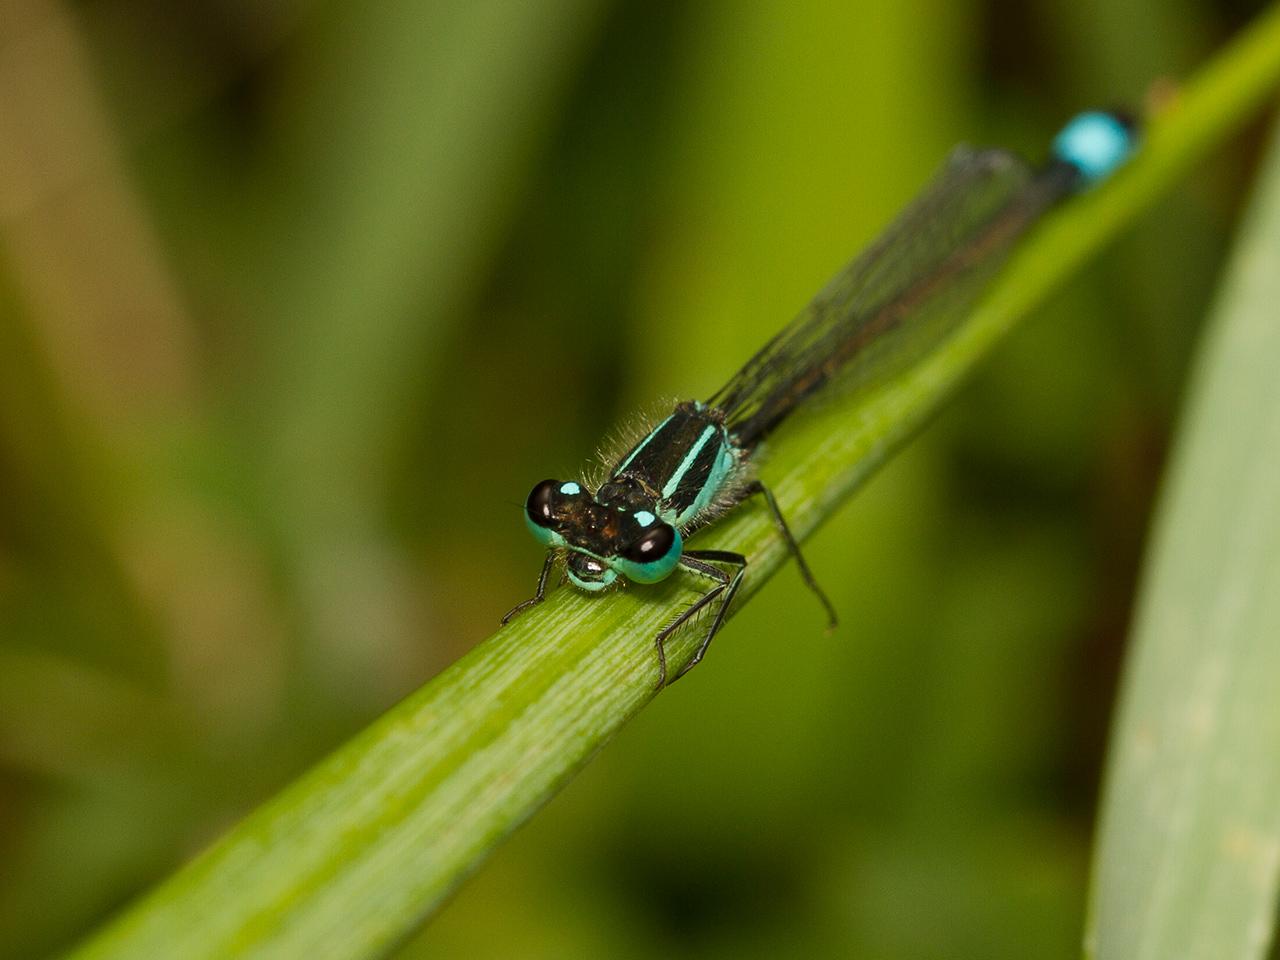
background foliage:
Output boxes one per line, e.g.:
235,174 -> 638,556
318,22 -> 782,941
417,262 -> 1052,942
0,1 -> 1273,958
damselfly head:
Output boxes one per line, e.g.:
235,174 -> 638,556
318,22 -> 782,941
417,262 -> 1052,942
521,478 -> 683,588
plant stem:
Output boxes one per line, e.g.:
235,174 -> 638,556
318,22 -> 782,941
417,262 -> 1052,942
1084,83 -> 1280,960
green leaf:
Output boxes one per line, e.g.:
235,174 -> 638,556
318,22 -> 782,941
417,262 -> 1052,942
68,6 -> 1280,958
1084,102 -> 1280,960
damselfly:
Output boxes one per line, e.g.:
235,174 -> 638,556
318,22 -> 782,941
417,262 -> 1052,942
503,111 -> 1137,688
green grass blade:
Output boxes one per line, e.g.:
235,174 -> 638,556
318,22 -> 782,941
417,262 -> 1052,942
1084,110 -> 1280,960
67,6 -> 1280,959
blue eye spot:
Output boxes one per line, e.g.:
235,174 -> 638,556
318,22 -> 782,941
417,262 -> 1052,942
559,481 -> 581,495
633,510 -> 656,527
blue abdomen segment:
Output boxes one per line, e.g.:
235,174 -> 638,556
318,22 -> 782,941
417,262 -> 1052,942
1052,111 -> 1136,185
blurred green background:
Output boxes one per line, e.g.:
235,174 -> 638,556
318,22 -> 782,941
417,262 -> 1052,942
0,1 -> 1269,957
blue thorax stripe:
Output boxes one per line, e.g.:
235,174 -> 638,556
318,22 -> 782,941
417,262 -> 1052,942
615,414 -> 673,475
662,424 -> 717,499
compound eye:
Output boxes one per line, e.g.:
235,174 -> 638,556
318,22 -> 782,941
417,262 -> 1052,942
616,521 -> 681,583
621,522 -> 677,565
525,479 -> 561,529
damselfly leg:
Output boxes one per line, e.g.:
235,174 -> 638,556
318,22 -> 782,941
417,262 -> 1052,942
656,482 -> 836,687
656,550 -> 746,689
744,480 -> 837,630
501,551 -> 556,624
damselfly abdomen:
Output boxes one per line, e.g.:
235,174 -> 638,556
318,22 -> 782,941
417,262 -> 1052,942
503,111 -> 1137,688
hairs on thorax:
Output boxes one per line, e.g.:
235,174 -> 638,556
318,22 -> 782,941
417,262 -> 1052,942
579,397 -> 680,493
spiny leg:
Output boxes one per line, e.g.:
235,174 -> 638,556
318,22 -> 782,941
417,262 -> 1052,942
744,480 -> 837,629
653,550 -> 746,689
652,556 -> 727,689
500,552 -> 556,625
670,550 -> 747,684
